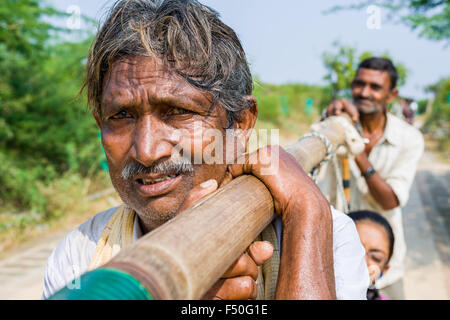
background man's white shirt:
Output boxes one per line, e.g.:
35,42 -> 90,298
318,113 -> 424,288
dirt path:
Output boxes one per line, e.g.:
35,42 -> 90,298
403,151 -> 450,299
0,191 -> 121,300
0,151 -> 448,300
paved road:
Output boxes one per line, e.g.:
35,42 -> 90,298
0,230 -> 67,299
403,151 -> 450,299
0,152 -> 448,300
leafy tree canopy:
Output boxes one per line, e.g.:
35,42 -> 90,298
325,0 -> 450,44
0,0 -> 98,212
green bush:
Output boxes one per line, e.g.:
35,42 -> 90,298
252,78 -> 332,125
0,0 -> 101,214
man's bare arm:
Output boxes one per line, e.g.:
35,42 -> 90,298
276,197 -> 335,299
227,146 -> 336,299
325,100 -> 399,211
355,152 -> 399,210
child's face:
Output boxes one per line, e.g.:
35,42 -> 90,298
355,220 -> 391,284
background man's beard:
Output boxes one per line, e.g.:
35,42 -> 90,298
358,104 -> 383,115
354,98 -> 385,115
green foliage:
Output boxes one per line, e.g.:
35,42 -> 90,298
421,77 -> 450,154
322,41 -> 408,99
405,0 -> 450,42
424,77 -> 450,130
0,0 -> 101,214
322,42 -> 357,99
252,77 -> 332,124
325,0 -> 450,44
417,98 -> 429,114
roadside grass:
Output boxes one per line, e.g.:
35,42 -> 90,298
251,112 -> 320,151
0,171 -> 122,256
424,135 -> 450,165
415,114 -> 449,165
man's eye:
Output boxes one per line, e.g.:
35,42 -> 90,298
168,107 -> 192,116
110,110 -> 132,120
371,85 -> 382,91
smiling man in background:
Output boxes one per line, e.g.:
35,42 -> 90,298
320,57 -> 424,299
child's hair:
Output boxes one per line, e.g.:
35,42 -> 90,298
348,210 -> 395,262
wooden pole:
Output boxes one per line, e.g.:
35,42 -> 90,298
104,115 -> 350,299
342,157 -> 351,206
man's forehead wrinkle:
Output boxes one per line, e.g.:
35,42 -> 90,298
101,79 -> 135,108
103,56 -> 215,113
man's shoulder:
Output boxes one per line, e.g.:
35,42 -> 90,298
72,206 -> 120,244
42,206 -> 121,299
52,206 -> 120,258
387,113 -> 424,145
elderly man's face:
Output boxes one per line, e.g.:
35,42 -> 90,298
95,56 -> 256,232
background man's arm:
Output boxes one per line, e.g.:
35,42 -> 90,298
324,99 -> 400,210
355,152 -> 400,210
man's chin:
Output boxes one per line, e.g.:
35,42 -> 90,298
357,104 -> 382,115
132,202 -> 180,232
126,193 -> 188,231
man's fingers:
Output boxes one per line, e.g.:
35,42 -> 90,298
222,252 -> 258,280
204,276 -> 257,300
340,99 -> 359,122
327,99 -> 360,123
178,179 -> 218,212
218,169 -> 233,188
247,241 -> 274,266
334,100 -> 344,115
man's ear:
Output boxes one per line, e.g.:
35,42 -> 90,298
386,88 -> 398,104
233,96 -> 258,150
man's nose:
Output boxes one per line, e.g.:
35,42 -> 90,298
132,115 -> 177,166
360,84 -> 371,98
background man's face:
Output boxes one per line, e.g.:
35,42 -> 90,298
96,56 -> 233,231
351,68 -> 395,115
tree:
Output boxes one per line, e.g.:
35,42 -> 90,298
322,41 -> 408,99
325,0 -> 450,44
322,42 -> 357,100
0,0 -> 99,212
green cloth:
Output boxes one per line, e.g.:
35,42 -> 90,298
48,268 -> 153,300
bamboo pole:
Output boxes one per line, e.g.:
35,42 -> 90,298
102,115 -> 350,299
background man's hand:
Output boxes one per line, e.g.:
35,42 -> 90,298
179,179 -> 274,300
325,98 -> 359,123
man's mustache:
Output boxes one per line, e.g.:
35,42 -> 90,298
354,96 -> 376,103
121,157 -> 194,180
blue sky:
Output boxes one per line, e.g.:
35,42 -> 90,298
50,0 -> 450,100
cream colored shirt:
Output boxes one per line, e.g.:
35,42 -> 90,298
42,206 -> 369,299
318,113 -> 424,288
